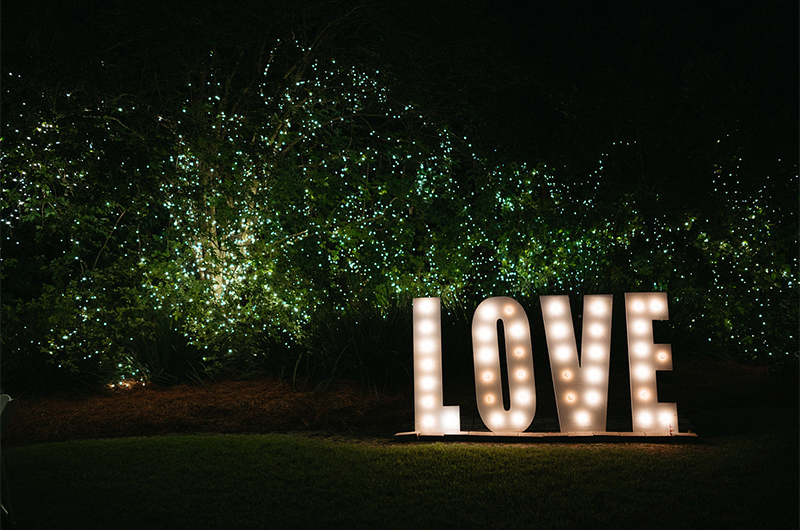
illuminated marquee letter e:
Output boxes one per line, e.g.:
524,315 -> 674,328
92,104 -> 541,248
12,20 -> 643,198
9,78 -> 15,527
625,292 -> 678,433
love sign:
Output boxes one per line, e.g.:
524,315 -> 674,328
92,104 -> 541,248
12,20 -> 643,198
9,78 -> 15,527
411,293 -> 680,436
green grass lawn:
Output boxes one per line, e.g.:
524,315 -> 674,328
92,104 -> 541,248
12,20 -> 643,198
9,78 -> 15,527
4,407 -> 797,530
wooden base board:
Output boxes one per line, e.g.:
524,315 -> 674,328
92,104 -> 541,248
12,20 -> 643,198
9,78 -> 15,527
394,431 -> 699,443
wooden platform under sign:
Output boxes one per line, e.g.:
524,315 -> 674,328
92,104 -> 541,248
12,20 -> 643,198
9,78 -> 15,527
394,431 -> 700,443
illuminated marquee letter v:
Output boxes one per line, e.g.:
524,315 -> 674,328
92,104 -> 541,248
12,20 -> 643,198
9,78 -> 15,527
541,295 -> 613,433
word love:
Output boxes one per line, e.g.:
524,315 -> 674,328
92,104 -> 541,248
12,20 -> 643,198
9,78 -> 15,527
412,293 -> 679,435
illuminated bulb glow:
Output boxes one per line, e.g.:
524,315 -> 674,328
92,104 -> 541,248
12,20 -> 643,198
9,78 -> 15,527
541,295 -> 612,433
515,389 -> 532,405
585,390 -> 601,405
472,297 -> 535,433
478,347 -> 495,363
413,297 -> 460,434
555,346 -> 572,361
585,367 -> 603,383
625,293 -> 678,433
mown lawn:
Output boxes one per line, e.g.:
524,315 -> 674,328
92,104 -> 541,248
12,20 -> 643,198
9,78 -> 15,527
4,408 -> 797,530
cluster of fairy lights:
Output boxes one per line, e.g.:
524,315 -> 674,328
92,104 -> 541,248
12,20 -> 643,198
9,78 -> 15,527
146,44 -> 469,349
1,42 -> 797,384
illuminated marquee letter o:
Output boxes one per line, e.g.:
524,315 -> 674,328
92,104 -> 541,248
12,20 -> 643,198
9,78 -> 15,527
472,297 -> 536,433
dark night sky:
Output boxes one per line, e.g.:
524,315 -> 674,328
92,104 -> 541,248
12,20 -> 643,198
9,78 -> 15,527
2,0 -> 797,189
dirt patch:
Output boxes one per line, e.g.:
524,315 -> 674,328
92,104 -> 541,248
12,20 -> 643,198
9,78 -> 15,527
2,356 -> 796,445
4,377 -> 412,445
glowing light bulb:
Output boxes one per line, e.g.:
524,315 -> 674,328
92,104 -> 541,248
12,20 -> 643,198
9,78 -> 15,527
587,344 -> 604,359
585,367 -> 603,383
516,370 -> 526,379
575,411 -> 590,426
419,299 -> 437,315
555,346 -> 572,361
477,326 -> 493,341
515,389 -> 532,405
490,412 -> 504,428
478,347 -> 495,363
509,323 -> 526,338
638,411 -> 654,427
483,372 -> 492,381
567,393 -> 575,402
563,371 -> 571,379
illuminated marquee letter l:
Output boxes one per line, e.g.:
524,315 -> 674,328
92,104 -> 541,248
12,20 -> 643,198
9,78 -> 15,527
413,297 -> 460,434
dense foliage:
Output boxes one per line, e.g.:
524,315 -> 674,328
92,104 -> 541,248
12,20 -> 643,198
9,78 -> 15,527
2,0 -> 797,391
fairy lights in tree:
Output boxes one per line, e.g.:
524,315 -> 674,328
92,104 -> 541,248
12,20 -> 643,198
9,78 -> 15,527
1,40 -> 796,387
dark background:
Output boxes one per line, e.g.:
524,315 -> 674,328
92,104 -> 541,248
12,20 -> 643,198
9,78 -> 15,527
1,0 -> 797,391
4,0 -> 797,180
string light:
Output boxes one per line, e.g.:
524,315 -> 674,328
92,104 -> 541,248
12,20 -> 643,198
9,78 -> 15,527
1,41 -> 796,385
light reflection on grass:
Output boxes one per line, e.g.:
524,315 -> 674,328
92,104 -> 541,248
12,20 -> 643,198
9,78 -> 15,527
5,409 -> 797,530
